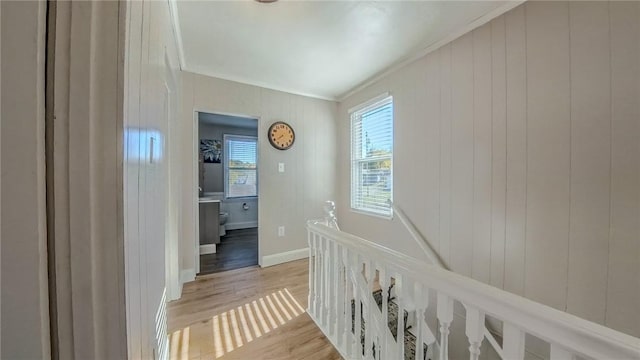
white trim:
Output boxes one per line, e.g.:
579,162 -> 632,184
223,134 -> 258,199
261,248 -> 309,268
347,92 -> 391,114
225,221 -> 258,230
338,1 -> 526,101
167,0 -> 186,70
193,110 -> 200,275
193,109 -> 263,275
349,208 -> 393,221
182,68 -> 338,102
199,244 -> 216,255
180,268 -> 196,284
307,221 -> 640,360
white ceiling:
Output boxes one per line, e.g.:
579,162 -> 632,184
198,112 -> 258,128
173,0 -> 514,100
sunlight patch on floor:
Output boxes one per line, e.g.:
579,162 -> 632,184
169,288 -> 306,359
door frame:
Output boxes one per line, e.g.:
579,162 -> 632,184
192,108 -> 261,275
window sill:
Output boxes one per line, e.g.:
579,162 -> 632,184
349,207 -> 393,220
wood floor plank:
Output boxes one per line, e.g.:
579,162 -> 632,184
168,259 -> 342,360
200,228 -> 259,275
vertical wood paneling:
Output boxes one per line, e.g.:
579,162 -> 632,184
425,53 -> 441,252
472,24 -> 493,283
606,1 -> 640,337
566,1 -> 611,323
396,61 -> 427,238
439,44 -> 453,266
524,1 -> 572,310
504,6 -> 527,296
335,0 -> 640,337
450,33 -> 474,276
490,16 -> 507,289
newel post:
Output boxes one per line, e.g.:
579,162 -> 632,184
324,200 -> 340,230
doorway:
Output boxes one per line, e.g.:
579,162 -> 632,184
196,112 -> 259,274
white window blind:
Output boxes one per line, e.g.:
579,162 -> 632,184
224,135 -> 258,198
351,96 -> 393,217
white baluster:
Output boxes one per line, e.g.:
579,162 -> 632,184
437,293 -> 453,360
343,247 -> 353,356
550,344 -> 576,360
332,240 -> 340,338
308,229 -> 315,315
465,306 -> 485,360
354,255 -> 363,358
415,282 -> 425,360
503,323 -> 525,360
395,273 -> 405,360
327,240 -> 335,336
313,233 -> 320,320
319,236 -> 326,327
335,243 -> 345,348
379,266 -> 390,359
323,237 -> 330,327
364,260 -> 374,358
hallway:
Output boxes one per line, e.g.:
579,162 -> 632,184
167,259 -> 341,360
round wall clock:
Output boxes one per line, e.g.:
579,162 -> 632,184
268,121 -> 295,150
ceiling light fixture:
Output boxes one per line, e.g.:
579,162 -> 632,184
255,0 -> 278,3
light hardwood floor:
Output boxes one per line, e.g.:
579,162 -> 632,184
168,259 -> 342,360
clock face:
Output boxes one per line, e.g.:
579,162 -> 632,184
268,121 -> 295,150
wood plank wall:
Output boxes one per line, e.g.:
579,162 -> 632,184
337,1 -> 639,337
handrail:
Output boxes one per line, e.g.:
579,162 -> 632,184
389,201 -> 447,269
307,220 -> 640,360
390,201 -> 501,354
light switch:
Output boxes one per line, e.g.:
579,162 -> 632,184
278,162 -> 285,173
278,226 -> 285,237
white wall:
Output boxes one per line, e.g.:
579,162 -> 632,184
181,72 -> 337,273
0,1 -> 50,358
338,1 -> 639,338
124,0 -> 181,358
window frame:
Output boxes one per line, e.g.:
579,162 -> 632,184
223,134 -> 258,199
350,94 -> 394,219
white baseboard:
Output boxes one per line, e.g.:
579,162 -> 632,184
180,268 -> 196,284
225,221 -> 258,230
200,244 -> 216,254
261,247 -> 309,268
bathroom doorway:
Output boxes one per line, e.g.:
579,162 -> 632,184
197,112 -> 259,274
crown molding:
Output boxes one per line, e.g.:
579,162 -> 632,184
338,0 -> 526,102
168,0 -> 186,70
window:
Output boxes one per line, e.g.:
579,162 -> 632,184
350,95 -> 393,217
224,135 -> 258,198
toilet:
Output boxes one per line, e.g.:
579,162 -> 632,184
208,192 -> 229,236
219,211 -> 229,236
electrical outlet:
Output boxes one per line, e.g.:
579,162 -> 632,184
278,226 -> 285,237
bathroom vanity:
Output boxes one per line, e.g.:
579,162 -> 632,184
198,198 -> 220,254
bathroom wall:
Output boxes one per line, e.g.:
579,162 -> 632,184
198,122 -> 258,193
221,198 -> 258,230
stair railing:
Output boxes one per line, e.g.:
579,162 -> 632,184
307,219 -> 640,360
388,200 -> 446,270
390,201 -> 507,356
